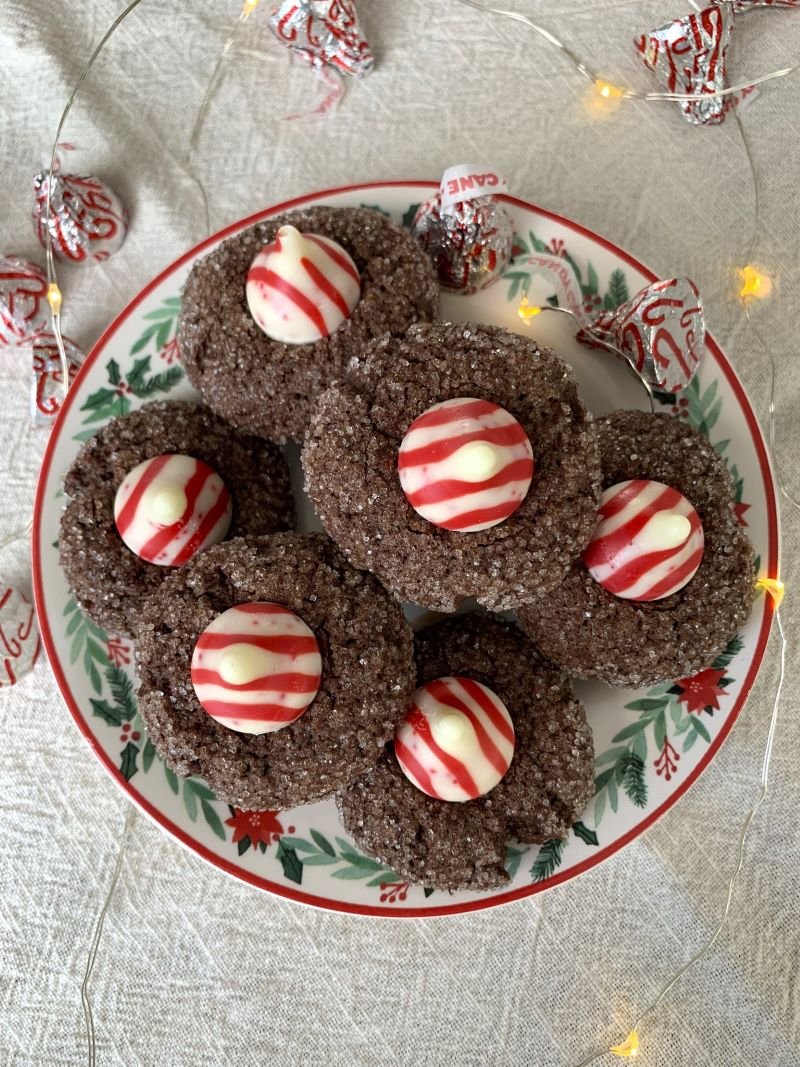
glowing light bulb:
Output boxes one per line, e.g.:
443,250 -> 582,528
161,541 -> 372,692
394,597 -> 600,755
241,0 -> 261,15
610,1030 -> 639,1058
518,296 -> 542,320
584,79 -> 625,119
595,79 -> 624,100
756,576 -> 785,608
47,282 -> 62,315
738,265 -> 773,302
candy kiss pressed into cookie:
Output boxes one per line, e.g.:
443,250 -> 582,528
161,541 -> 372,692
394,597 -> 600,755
398,397 -> 534,532
394,675 -> 515,801
583,479 -> 704,601
191,602 -> 322,735
136,533 -> 416,811
246,224 -> 360,345
113,453 -> 232,566
516,411 -> 754,689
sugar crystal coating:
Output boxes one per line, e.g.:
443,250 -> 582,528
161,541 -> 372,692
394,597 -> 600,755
135,534 -> 416,811
179,207 -> 440,443
59,401 -> 292,637
303,322 -> 602,613
517,411 -> 755,687
337,615 -> 594,892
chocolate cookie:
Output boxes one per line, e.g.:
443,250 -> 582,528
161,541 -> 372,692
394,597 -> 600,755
178,207 -> 439,443
303,322 -> 601,613
135,534 -> 416,811
516,411 -> 755,688
337,615 -> 595,892
60,401 -> 292,637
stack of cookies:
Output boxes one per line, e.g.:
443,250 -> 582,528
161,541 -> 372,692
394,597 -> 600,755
60,207 -> 754,893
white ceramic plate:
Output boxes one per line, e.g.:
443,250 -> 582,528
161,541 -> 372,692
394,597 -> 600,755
33,181 -> 778,917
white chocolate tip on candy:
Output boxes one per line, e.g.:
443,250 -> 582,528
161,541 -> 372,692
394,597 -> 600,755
431,711 -> 470,746
147,485 -> 188,526
245,224 -> 360,346
218,643 -> 267,686
639,511 -> 691,552
398,397 -> 535,533
450,440 -> 502,482
276,224 -> 302,249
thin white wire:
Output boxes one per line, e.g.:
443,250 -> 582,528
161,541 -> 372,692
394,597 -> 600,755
28,5 -> 798,1066
0,518 -> 33,554
81,808 -> 135,1067
573,608 -> 788,1066
757,304 -> 800,514
734,112 -> 800,516
43,0 -> 146,405
187,4 -> 262,237
0,3 -> 149,562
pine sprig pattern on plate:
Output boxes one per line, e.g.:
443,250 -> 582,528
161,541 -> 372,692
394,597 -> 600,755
504,229 -> 630,315
63,597 -> 425,899
73,297 -> 184,443
278,832 -> 403,887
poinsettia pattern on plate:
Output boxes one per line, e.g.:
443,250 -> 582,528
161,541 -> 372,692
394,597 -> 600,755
34,182 -> 777,916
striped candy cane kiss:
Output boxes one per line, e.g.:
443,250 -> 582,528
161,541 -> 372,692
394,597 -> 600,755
397,398 -> 534,533
394,676 -> 516,802
245,225 -> 360,345
113,454 -> 232,567
191,603 -> 322,735
582,479 -> 705,602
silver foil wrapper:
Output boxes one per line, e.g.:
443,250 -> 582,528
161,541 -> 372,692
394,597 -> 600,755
32,332 -> 84,427
0,587 -> 40,687
269,0 -> 374,76
411,194 -> 513,294
577,278 -> 705,393
0,256 -> 49,348
33,171 -> 128,265
635,3 -> 733,126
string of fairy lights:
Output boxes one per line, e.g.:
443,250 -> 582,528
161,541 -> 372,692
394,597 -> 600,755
28,0 -> 796,1063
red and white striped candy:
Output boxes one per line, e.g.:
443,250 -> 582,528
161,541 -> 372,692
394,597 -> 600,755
582,479 -> 704,601
113,453 -> 232,567
191,603 -> 322,735
397,398 -> 534,532
0,587 -> 40,687
245,224 -> 360,345
0,256 -> 48,347
394,676 -> 516,802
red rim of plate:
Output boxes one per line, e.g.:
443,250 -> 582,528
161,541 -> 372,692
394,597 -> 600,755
32,180 -> 780,918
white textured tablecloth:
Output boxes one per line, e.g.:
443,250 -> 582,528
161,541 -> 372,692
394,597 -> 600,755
2,2 -> 799,1064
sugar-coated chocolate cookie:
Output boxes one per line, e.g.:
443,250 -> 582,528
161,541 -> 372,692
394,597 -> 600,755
178,207 -> 440,443
336,615 -> 594,892
516,411 -> 755,688
303,322 -> 601,613
59,401 -> 292,637
135,534 -> 416,811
